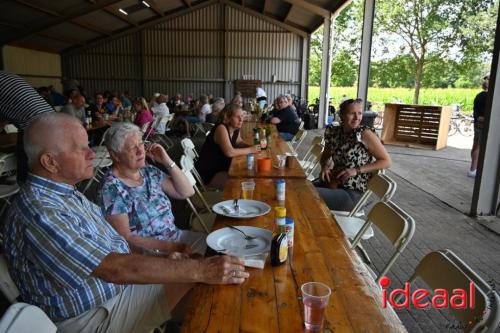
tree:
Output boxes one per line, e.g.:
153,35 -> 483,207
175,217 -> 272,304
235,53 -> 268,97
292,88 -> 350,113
331,50 -> 358,86
376,0 -> 495,104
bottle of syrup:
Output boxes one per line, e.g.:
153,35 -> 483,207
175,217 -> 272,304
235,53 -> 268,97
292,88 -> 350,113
270,233 -> 288,266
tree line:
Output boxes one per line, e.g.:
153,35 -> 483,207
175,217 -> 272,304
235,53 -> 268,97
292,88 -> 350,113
308,0 -> 498,104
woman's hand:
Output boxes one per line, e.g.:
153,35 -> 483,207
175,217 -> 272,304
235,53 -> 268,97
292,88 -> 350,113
146,143 -> 171,165
320,167 -> 332,183
252,145 -> 261,154
336,168 -> 357,184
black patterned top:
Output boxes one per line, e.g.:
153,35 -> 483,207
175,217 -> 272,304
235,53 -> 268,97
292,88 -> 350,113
324,125 -> 376,192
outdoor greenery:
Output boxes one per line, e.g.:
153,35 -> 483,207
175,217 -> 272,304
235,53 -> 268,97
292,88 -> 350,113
308,0 -> 497,105
307,86 -> 481,114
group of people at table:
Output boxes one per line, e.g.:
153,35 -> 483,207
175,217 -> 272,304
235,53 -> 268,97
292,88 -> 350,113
0,70 -> 390,332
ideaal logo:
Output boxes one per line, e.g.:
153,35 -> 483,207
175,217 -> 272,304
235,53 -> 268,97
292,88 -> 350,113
379,276 -> 475,310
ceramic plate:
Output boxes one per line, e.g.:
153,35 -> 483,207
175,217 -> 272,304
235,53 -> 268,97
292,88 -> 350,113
212,199 -> 271,218
206,226 -> 273,256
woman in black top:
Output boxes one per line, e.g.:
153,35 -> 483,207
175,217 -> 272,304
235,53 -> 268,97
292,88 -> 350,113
196,104 -> 260,189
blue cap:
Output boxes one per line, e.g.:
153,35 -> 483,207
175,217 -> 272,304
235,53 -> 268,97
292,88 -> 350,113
285,217 -> 294,225
275,179 -> 285,184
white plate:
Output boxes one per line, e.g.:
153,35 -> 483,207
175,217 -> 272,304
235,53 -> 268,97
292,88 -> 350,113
206,226 -> 273,257
212,199 -> 271,218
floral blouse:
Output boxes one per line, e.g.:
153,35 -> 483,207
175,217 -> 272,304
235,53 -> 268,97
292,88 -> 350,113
99,165 -> 181,241
324,125 -> 376,192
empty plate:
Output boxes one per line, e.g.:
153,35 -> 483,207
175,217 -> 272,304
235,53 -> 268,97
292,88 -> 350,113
212,199 -> 271,218
206,226 -> 272,257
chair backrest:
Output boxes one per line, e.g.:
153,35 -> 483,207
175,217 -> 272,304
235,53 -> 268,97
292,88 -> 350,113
408,250 -> 500,333
347,173 -> 396,217
0,255 -> 20,303
0,153 -> 17,176
303,143 -> 324,177
4,125 -> 18,134
351,200 -> 415,281
298,120 -> 304,130
180,154 -> 207,191
0,302 -> 56,333
181,138 -> 199,157
301,135 -> 324,160
292,129 -> 307,149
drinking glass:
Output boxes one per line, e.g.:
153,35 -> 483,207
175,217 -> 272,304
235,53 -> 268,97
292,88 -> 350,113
301,282 -> 331,331
241,181 -> 255,199
276,154 -> 286,169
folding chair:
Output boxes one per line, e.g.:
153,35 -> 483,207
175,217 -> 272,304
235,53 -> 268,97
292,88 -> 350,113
0,156 -> 20,217
401,250 -> 500,333
350,200 -> 415,282
299,143 -> 323,181
152,115 -> 174,149
0,254 -> 20,303
0,303 -> 56,333
299,135 -> 324,160
289,129 -> 307,152
181,138 -> 199,161
179,159 -> 222,211
180,154 -> 208,192
182,170 -> 215,234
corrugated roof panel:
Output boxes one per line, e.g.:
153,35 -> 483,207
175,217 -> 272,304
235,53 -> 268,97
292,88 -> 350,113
79,10 -> 130,32
143,30 -> 223,57
226,5 -> 286,32
143,57 -> 223,80
227,58 -> 301,82
0,2 -> 48,22
285,8 -> 317,29
16,34 -> 71,52
226,32 -> 301,59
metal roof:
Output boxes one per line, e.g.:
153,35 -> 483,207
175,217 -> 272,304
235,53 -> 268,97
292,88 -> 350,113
0,0 -> 348,54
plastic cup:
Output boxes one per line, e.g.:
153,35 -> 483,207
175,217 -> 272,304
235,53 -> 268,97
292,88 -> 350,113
241,181 -> 255,199
301,282 -> 331,331
285,152 -> 298,167
276,155 -> 286,169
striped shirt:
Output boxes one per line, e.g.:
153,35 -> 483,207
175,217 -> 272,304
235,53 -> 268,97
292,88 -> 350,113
3,174 -> 130,322
0,71 -> 54,129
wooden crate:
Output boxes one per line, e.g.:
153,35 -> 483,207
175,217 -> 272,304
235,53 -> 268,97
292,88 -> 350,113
381,103 -> 452,150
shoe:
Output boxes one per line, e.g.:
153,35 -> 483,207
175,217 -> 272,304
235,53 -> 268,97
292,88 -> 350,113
467,170 -> 476,177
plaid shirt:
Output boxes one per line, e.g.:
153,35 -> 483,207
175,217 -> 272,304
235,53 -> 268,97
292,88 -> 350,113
3,174 -> 130,322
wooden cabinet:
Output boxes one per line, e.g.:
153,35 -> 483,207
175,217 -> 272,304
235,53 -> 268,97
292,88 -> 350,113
381,103 -> 452,150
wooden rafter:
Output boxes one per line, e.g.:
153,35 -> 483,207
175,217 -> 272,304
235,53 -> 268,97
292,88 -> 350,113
70,19 -> 112,36
103,7 -> 138,27
283,4 -> 293,22
283,0 -> 330,19
1,0 -> 124,45
145,0 -> 164,17
181,0 -> 192,8
13,0 -> 60,17
263,0 -> 270,14
37,31 -> 85,46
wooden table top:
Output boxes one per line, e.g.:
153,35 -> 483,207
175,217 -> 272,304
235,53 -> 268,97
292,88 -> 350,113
228,122 -> 306,179
182,178 -> 406,333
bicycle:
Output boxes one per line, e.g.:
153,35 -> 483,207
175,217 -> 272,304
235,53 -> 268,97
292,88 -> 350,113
448,111 -> 474,137
373,110 -> 384,130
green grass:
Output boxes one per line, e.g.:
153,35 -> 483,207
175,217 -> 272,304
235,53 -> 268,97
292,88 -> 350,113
307,86 -> 481,114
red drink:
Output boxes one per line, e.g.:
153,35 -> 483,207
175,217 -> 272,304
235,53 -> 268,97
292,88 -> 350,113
303,297 -> 327,331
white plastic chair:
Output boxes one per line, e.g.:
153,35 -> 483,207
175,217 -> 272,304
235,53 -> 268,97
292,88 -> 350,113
299,143 -> 323,181
181,138 -> 199,160
289,129 -> 307,152
0,303 -> 56,333
299,135 -> 324,160
0,156 -> 20,217
3,125 -> 18,134
0,254 -> 20,303
180,154 -> 207,192
402,250 -> 500,333
351,200 -> 415,282
182,170 -> 215,234
152,114 -> 174,149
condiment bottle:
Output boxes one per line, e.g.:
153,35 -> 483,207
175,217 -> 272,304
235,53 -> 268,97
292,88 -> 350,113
270,232 -> 288,266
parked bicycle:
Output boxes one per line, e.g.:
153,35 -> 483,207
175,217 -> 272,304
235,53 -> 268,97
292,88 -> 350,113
448,110 -> 474,137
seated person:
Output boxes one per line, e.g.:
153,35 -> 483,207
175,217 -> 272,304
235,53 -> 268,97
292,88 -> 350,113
270,95 -> 300,141
317,98 -> 391,211
3,112 -> 249,333
100,123 -> 206,254
184,95 -> 210,124
61,94 -> 87,126
206,98 -> 225,124
196,104 -> 260,189
133,98 -> 154,135
151,94 -> 170,134
87,92 -> 110,120
106,95 -> 124,117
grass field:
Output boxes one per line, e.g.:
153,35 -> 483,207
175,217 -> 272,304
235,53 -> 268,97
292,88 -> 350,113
307,86 -> 482,114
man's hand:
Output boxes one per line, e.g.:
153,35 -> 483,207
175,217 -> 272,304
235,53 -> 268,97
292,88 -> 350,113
197,256 -> 249,284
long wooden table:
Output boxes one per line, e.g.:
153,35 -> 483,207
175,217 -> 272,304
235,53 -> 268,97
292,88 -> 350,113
182,178 -> 406,332
228,121 -> 306,179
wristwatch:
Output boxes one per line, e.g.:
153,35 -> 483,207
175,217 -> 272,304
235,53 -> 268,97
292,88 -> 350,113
166,161 -> 176,170
355,166 -> 362,175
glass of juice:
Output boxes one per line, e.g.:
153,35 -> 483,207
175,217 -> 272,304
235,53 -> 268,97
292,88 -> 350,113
301,282 -> 331,331
241,181 -> 255,199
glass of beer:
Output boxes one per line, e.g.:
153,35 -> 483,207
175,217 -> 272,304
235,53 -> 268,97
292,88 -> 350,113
301,282 -> 331,331
241,181 -> 255,199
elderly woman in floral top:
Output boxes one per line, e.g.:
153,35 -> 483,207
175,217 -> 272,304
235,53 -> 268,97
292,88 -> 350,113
317,98 -> 391,211
99,123 -> 207,255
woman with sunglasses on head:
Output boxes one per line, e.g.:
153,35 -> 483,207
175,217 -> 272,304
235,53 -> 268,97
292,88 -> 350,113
317,98 -> 391,211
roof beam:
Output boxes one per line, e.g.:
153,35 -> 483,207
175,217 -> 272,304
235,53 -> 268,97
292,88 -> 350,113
13,0 -> 61,17
8,40 -> 60,53
70,20 -> 112,36
145,0 -> 164,17
103,7 -> 138,27
222,0 -> 307,37
283,4 -> 293,22
263,0 -> 271,14
283,0 -> 330,19
181,0 -> 192,8
63,0 -> 219,55
37,31 -> 85,46
1,0 -> 124,45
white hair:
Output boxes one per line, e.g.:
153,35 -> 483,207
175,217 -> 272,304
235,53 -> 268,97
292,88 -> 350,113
104,122 -> 142,153
23,112 -> 78,167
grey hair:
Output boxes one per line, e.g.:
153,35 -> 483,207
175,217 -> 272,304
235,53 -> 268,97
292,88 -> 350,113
24,112 -> 79,167
212,98 -> 226,113
104,122 -> 142,153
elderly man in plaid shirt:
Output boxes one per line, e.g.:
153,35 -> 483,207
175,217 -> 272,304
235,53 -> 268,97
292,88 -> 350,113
3,112 -> 249,333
